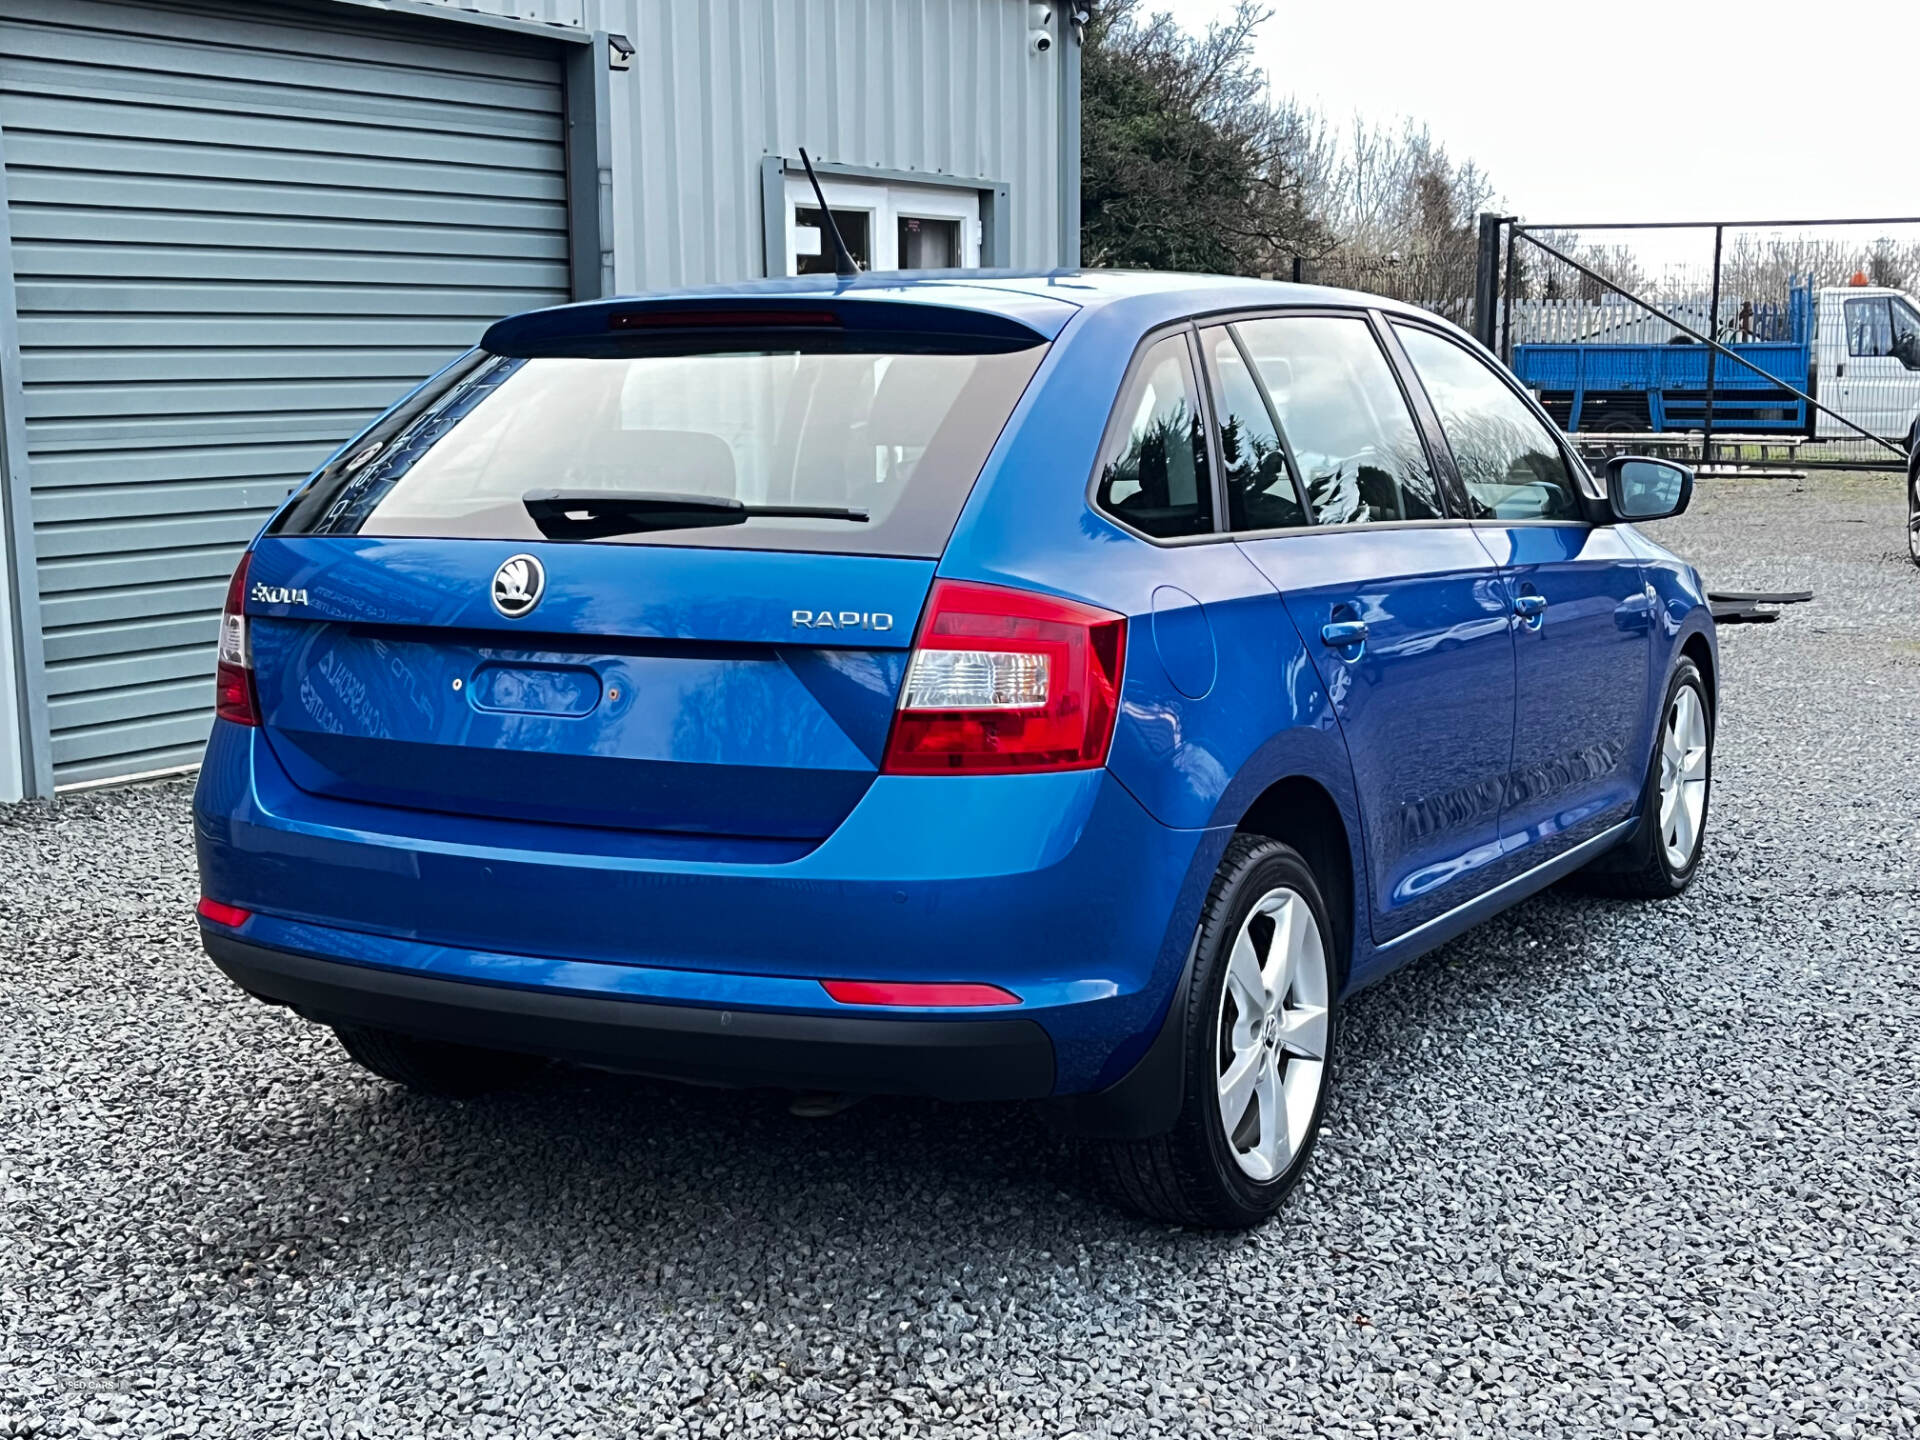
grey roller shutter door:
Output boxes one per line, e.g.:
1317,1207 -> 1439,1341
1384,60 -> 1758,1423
0,0 -> 572,787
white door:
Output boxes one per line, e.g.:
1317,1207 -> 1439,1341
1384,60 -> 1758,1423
783,175 -> 981,275
1831,292 -> 1920,442
1885,296 -> 1920,444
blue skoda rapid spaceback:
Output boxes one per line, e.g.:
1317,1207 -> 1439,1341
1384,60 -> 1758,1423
194,271 -> 1716,1228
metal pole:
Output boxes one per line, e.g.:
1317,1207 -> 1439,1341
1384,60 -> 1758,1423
1511,226 -> 1904,457
1473,212 -> 1502,349
1701,224 -> 1723,467
1501,221 -> 1516,365
1057,11 -> 1082,269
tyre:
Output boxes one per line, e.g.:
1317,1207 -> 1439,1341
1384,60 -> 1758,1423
1094,835 -> 1337,1229
332,1023 -> 539,1098
1906,458 -> 1919,568
1572,657 -> 1712,899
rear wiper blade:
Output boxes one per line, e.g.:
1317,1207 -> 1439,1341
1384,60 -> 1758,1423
522,489 -> 868,539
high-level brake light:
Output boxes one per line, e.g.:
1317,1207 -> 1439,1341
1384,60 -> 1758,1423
881,579 -> 1126,775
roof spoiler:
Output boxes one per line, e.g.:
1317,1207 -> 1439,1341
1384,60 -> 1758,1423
482,295 -> 1056,357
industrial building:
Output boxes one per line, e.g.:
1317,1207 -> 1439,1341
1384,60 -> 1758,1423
0,0 -> 1081,798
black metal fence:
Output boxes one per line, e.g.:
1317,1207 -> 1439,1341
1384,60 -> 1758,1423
1298,216 -> 1920,472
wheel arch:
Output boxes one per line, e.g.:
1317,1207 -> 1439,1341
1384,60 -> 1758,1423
1049,754 -> 1366,1142
1233,774 -> 1356,992
1679,626 -> 1717,712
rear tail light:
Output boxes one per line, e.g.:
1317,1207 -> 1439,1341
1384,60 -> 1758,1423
215,552 -> 259,726
196,897 -> 252,927
881,579 -> 1125,774
821,980 -> 1019,1007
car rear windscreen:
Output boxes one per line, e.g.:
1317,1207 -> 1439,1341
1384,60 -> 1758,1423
272,341 -> 1047,557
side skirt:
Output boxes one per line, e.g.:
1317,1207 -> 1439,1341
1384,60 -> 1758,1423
1363,818 -> 1637,976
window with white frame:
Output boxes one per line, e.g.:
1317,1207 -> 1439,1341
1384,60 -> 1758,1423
784,173 -> 982,275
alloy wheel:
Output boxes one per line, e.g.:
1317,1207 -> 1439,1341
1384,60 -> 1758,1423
1908,470 -> 1919,563
1215,887 -> 1331,1181
1657,685 -> 1710,870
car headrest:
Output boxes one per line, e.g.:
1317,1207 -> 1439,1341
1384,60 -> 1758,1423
615,429 -> 738,497
869,356 -> 973,447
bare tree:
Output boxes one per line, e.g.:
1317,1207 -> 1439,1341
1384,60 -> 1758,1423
1291,117 -> 1496,322
1080,0 -> 1500,307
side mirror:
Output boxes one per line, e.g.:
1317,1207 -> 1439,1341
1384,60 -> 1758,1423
1604,455 -> 1693,522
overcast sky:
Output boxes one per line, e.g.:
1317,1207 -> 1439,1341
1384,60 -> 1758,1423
1165,0 -> 1920,266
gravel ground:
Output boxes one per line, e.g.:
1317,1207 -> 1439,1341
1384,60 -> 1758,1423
3,472 -> 1917,1439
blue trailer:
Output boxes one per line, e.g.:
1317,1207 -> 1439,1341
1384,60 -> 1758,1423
1511,285 -> 1815,434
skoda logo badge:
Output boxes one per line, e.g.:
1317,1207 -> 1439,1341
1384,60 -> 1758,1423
491,554 -> 545,618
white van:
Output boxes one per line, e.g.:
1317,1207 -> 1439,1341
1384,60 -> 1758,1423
1813,285 -> 1920,445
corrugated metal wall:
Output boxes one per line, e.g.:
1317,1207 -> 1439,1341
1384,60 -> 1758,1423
617,0 -> 1064,286
419,0 -> 1067,289
0,0 -> 572,786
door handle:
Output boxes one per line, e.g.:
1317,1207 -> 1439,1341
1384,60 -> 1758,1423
1512,592 -> 1547,628
1320,619 -> 1369,647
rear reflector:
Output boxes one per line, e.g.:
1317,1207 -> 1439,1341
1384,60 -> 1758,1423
214,551 -> 259,726
882,579 -> 1125,775
196,897 -> 252,927
821,980 -> 1020,1007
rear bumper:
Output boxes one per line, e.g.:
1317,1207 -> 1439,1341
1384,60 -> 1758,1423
193,723 -> 1228,1094
205,933 -> 1054,1101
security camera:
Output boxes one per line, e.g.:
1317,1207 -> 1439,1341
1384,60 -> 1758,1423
1029,2 -> 1053,51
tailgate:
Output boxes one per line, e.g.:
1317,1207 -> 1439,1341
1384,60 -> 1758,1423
246,535 -> 929,839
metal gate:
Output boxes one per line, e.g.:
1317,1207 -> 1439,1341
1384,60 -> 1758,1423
0,0 -> 573,787
1474,215 -> 1920,474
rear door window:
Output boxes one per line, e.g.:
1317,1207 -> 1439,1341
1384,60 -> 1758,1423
1200,325 -> 1307,532
1232,316 -> 1442,526
1093,334 -> 1215,539
272,343 -> 1045,557
1393,324 -> 1584,521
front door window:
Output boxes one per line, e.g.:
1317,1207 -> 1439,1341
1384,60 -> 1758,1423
1890,298 -> 1920,370
1393,325 -> 1584,521
1846,297 -> 1894,358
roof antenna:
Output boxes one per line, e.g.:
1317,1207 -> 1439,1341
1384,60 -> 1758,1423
798,147 -> 860,279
